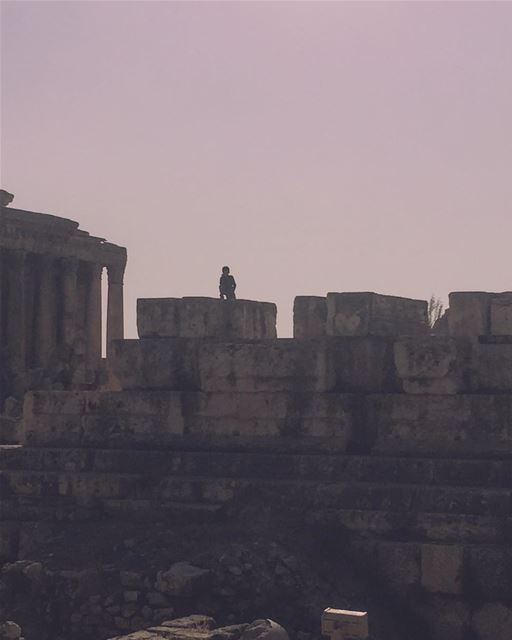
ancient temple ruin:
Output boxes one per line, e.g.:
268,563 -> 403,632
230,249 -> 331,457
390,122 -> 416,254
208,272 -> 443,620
0,206 -> 126,408
1,205 -> 512,640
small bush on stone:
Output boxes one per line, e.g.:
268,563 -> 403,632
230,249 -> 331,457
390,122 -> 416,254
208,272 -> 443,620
428,295 -> 444,328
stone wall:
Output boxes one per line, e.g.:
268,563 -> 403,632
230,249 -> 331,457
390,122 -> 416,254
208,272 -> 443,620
3,290 -> 512,640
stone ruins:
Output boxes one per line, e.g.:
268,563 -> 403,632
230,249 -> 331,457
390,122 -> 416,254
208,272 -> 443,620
0,206 -> 126,408
1,204 -> 512,640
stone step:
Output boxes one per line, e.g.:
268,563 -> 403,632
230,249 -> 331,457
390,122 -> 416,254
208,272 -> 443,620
347,538 -> 512,600
0,495 -> 101,522
102,499 -> 224,523
0,494 -> 224,524
3,446 -> 512,488
1,470 -> 511,516
323,509 -> 512,544
24,390 -> 512,458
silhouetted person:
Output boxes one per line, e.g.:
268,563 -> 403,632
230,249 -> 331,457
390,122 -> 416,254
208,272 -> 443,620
219,266 -> 236,300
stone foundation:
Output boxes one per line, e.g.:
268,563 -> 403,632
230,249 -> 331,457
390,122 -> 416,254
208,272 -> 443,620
3,289 -> 512,640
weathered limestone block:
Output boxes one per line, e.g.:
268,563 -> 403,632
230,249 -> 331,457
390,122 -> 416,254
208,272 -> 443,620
375,541 -> 420,592
23,390 -> 186,447
468,546 -> 512,599
476,343 -> 512,391
448,292 -> 490,336
293,296 -> 327,338
394,336 -> 472,394
326,292 -> 428,337
20,389 -> 353,450
490,293 -> 512,335
185,391 -> 353,450
110,338 -> 336,392
198,340 -> 335,392
367,394 -> 512,456
448,291 -> 512,336
109,339 -> 200,390
411,596 -> 470,640
137,297 -> 277,340
472,603 -> 512,640
420,544 -> 464,594
331,337 -> 398,392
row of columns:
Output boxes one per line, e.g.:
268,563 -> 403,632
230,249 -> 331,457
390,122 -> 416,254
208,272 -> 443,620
0,248 -> 124,396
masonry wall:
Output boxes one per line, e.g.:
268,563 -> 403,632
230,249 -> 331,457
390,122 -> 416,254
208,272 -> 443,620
3,291 -> 512,640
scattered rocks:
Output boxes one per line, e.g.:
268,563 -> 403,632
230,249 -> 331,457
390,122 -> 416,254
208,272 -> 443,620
156,563 -> 211,597
160,615 -> 216,630
108,615 -> 282,640
240,620 -> 289,640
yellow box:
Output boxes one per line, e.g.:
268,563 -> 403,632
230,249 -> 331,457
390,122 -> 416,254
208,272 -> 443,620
321,608 -> 369,639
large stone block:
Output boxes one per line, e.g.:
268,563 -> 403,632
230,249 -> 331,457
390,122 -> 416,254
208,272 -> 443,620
472,603 -> 512,640
326,292 -> 428,337
448,291 -> 512,337
420,544 -> 464,594
137,297 -> 277,340
394,336 -> 472,394
293,296 -> 327,338
490,293 -> 512,335
22,390 -> 186,447
411,595 -> 470,640
448,292 -> 490,336
476,343 -> 512,391
332,337 -> 399,392
183,391 -> 353,451
108,338 -> 200,390
374,541 -> 420,592
367,394 -> 512,456
468,546 -> 512,599
198,340 -> 336,392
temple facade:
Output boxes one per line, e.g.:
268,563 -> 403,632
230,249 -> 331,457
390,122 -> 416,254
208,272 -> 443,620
0,206 -> 126,407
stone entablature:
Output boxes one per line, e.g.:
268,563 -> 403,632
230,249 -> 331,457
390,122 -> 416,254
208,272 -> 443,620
0,206 -> 126,407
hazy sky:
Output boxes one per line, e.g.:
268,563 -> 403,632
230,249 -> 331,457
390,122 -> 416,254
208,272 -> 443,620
2,1 -> 512,337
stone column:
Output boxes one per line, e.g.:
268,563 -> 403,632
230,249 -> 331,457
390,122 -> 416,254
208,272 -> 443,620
61,256 -> 79,348
35,254 -> 55,368
106,263 -> 125,353
6,249 -> 26,394
86,262 -> 102,373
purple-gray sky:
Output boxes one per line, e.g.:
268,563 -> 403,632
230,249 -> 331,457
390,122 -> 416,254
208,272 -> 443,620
2,1 -> 512,337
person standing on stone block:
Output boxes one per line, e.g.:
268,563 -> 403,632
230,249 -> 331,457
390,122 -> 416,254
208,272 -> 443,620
219,265 -> 237,300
